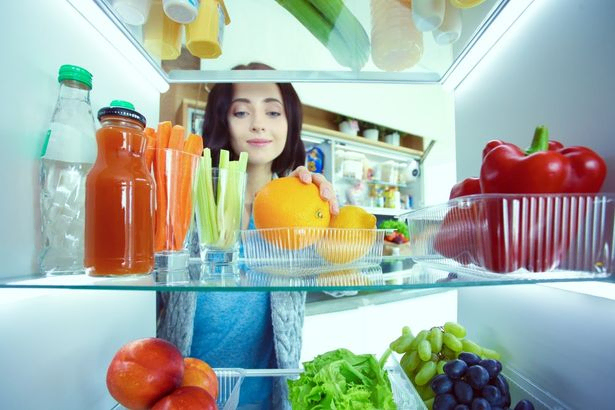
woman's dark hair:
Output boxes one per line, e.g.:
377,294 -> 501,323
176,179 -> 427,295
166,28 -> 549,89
202,62 -> 305,176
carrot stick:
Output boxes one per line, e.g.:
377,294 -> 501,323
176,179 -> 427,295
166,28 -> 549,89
144,127 -> 157,172
168,125 -> 185,151
184,134 -> 204,157
166,125 -> 186,250
173,134 -> 204,249
154,121 -> 172,252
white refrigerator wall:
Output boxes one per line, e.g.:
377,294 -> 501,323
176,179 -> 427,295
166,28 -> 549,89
455,0 -> 615,188
0,1 -> 159,409
454,0 -> 615,408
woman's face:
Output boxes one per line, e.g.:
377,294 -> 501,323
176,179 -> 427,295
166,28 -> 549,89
228,83 -> 288,168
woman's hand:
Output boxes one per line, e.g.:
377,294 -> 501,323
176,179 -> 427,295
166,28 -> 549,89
289,166 -> 339,216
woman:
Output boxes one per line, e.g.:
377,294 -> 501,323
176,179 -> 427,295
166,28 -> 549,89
158,62 -> 338,409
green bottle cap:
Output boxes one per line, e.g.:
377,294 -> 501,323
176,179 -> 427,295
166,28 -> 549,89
110,100 -> 135,110
58,65 -> 93,89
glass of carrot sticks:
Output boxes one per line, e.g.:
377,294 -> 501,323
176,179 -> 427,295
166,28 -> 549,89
194,148 -> 248,274
145,121 -> 203,271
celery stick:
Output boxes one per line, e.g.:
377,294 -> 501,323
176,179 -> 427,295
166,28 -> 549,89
229,161 -> 242,246
238,151 -> 248,173
217,149 -> 230,209
203,150 -> 219,244
218,161 -> 239,248
225,161 -> 248,248
195,159 -> 213,244
195,149 -> 218,245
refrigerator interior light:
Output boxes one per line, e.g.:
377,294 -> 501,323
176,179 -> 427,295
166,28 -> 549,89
442,0 -> 535,91
66,0 -> 170,93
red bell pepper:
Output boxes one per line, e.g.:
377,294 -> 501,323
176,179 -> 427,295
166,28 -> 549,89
556,145 -> 607,193
432,178 -> 482,266
480,126 -> 571,194
449,177 -> 481,199
482,137 -> 563,160
478,126 -> 607,272
435,125 -> 607,273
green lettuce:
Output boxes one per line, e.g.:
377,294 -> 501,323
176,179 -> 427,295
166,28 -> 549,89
288,348 -> 397,409
378,220 -> 409,239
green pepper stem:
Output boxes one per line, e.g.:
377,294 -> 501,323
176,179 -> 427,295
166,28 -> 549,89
526,125 -> 549,155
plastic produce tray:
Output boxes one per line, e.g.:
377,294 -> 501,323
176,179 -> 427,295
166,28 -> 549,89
112,368 -> 244,410
215,368 -> 245,410
241,227 -> 387,276
238,354 -> 425,410
400,194 -> 615,277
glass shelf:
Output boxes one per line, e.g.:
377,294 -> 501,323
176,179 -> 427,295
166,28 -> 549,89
93,0 -> 508,83
1,258 -> 611,292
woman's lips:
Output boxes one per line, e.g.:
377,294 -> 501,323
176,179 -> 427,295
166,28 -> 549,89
247,139 -> 272,147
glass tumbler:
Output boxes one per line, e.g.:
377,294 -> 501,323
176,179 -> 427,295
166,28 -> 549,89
194,167 -> 247,274
152,148 -> 200,271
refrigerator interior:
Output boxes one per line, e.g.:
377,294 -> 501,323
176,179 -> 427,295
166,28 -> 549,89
0,0 -> 613,409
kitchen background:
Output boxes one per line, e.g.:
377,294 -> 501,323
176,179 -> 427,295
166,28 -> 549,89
1,0 -> 614,409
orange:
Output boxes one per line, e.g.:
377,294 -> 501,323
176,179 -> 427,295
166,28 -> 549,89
253,176 -> 331,250
317,205 -> 377,264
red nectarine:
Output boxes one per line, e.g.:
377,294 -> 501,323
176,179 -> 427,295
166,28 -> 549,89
152,386 -> 218,410
106,337 -> 184,410
180,357 -> 219,400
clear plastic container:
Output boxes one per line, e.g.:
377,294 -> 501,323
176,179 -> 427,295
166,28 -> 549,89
432,1 -> 462,45
40,64 -> 97,275
214,368 -> 245,410
399,194 -> 615,277
412,0 -> 446,32
370,0 -> 424,71
241,227 -> 387,276
114,368 -> 244,410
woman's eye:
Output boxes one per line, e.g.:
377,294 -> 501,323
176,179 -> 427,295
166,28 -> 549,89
267,111 -> 281,118
233,111 -> 248,118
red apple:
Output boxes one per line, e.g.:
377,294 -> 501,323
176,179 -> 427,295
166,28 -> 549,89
106,337 -> 184,410
180,357 -> 219,400
152,386 -> 218,410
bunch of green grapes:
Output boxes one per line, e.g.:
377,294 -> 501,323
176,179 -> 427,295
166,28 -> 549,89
388,322 -> 501,409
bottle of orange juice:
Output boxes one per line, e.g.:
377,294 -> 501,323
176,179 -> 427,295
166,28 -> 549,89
84,101 -> 154,276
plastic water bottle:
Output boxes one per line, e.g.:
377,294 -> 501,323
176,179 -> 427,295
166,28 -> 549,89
40,65 -> 97,275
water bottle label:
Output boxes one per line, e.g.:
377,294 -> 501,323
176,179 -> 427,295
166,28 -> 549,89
43,122 -> 96,164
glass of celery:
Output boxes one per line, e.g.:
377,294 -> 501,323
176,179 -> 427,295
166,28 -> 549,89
194,149 -> 248,274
